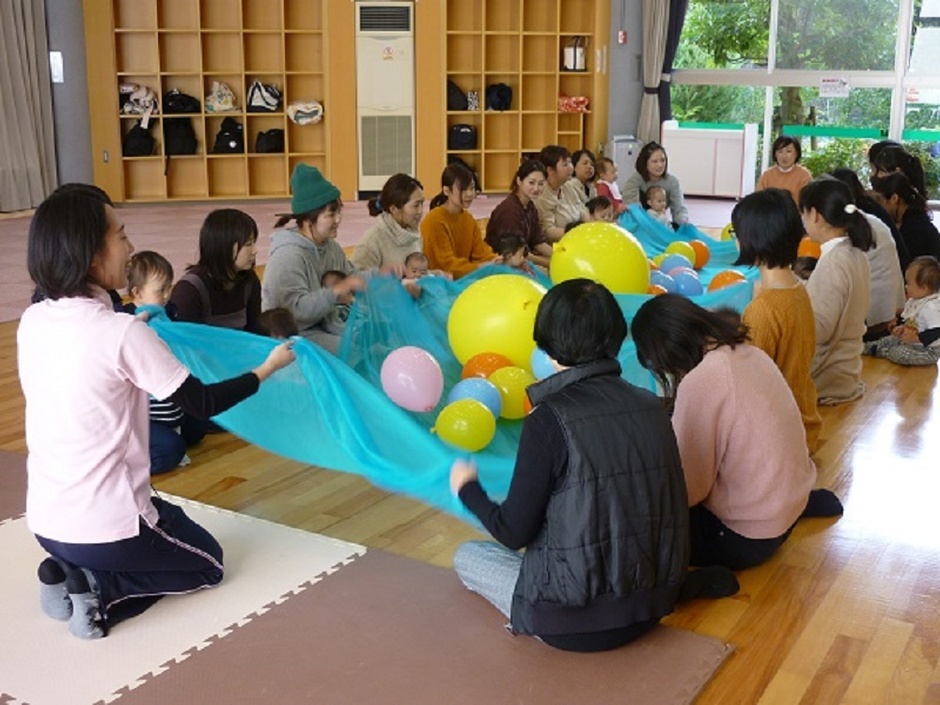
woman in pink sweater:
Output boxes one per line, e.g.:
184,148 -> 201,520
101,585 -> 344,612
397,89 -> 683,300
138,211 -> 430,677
631,295 -> 843,570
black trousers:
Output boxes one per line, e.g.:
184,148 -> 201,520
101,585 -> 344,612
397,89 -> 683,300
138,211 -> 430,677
688,504 -> 793,570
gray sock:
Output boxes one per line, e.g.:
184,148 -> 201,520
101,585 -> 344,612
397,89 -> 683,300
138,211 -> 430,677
66,569 -> 106,639
37,557 -> 72,621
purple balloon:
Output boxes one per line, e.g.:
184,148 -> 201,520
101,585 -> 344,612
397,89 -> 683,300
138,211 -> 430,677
380,346 -> 444,413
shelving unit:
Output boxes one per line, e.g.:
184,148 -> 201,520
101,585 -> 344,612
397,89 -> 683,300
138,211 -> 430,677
443,0 -> 609,192
85,0 -> 329,202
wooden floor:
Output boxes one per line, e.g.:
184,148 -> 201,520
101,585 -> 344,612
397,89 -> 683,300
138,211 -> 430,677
2,317 -> 938,703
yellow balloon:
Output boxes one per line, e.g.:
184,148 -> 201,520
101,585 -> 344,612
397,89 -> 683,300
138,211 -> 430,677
665,240 -> 697,266
433,399 -> 496,452
550,222 -> 650,294
721,223 -> 736,241
652,253 -> 668,267
447,274 -> 546,368
487,366 -> 536,420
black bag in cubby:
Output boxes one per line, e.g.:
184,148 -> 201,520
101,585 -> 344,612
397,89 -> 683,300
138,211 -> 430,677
164,118 -> 197,155
122,120 -> 155,156
163,89 -> 201,114
447,79 -> 468,111
447,124 -> 477,150
485,83 -> 513,111
212,117 -> 244,153
255,129 -> 285,153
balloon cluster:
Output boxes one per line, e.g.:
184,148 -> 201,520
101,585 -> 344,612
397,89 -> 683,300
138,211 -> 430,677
648,240 -> 710,296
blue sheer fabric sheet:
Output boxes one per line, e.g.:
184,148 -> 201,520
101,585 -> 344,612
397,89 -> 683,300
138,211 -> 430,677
150,205 -> 757,520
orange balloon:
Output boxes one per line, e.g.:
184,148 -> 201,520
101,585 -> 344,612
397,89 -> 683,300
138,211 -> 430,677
797,236 -> 821,259
523,394 -> 533,415
649,258 -> 659,271
648,284 -> 668,296
707,269 -> 748,292
461,352 -> 514,380
689,239 -> 711,269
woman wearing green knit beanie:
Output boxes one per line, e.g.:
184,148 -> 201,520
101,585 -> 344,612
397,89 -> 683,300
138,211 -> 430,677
260,164 -> 366,354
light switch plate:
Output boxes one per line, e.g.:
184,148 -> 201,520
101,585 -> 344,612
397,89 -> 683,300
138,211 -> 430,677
50,52 -> 64,83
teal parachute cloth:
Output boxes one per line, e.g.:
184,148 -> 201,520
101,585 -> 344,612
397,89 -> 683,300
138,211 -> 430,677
149,211 -> 758,520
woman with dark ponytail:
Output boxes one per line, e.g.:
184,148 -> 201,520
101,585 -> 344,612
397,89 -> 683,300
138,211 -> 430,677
350,173 -> 425,271
872,172 -> 940,262
799,177 -> 873,405
871,145 -> 928,200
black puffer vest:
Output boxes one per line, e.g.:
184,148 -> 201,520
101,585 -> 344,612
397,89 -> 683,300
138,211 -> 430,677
511,359 -> 689,636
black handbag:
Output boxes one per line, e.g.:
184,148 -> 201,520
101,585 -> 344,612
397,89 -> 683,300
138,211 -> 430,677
122,120 -> 155,156
447,124 -> 477,150
447,79 -> 468,111
163,89 -> 201,114
485,83 -> 513,111
255,129 -> 285,153
164,118 -> 197,155
212,117 -> 244,153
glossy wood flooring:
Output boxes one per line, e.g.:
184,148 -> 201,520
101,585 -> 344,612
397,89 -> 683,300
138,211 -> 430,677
1,317 -> 938,703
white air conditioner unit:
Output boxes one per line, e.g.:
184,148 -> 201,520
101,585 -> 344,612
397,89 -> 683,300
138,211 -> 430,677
356,2 -> 415,192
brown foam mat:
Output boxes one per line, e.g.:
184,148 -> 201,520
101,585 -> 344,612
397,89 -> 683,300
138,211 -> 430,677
0,451 -> 732,705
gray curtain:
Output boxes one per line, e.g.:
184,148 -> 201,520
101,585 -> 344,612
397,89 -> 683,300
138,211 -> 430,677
659,0 -> 689,124
0,0 -> 57,211
637,0 -> 670,144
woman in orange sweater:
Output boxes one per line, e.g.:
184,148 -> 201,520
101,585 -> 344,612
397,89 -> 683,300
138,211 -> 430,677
421,163 -> 498,279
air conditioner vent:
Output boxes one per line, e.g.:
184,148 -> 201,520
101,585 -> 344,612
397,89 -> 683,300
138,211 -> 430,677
358,5 -> 412,33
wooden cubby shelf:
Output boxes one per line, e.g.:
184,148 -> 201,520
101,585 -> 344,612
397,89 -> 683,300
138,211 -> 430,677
443,0 -> 608,192
87,0 -> 329,202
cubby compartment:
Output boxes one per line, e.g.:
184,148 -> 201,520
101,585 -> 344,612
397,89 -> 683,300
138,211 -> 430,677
207,156 -> 248,196
285,33 -> 323,73
447,35 -> 483,74
114,0 -> 156,30
123,159 -> 166,200
485,0 -> 520,33
521,75 -> 556,110
447,0 -> 482,33
243,1 -> 283,31
559,0 -> 594,34
483,153 -> 518,192
201,32 -> 243,73
484,113 -> 519,151
244,33 -> 284,73
159,32 -> 200,74
116,33 -> 158,74
157,0 -> 198,30
206,115 -> 246,153
200,0 -> 241,30
287,121 -> 325,154
284,0 -> 322,31
521,113 -> 557,152
121,116 -> 160,156
484,35 -> 520,73
523,0 -> 558,33
523,36 -> 557,73
248,155 -> 289,195
289,155 -> 326,178
166,157 -> 209,199
161,76 -> 204,109
203,74 -> 245,111
284,74 -> 324,106
246,115 -> 285,153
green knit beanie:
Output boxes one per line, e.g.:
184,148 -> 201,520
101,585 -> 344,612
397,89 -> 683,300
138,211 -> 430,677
290,163 -> 341,215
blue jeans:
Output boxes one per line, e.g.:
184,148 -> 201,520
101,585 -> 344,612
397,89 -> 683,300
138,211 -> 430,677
36,496 -> 223,626
150,415 -> 207,474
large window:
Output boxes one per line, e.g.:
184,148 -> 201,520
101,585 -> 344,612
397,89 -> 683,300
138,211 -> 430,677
673,0 -> 940,197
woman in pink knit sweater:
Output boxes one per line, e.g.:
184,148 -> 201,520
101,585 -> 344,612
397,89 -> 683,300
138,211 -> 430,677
631,295 -> 843,570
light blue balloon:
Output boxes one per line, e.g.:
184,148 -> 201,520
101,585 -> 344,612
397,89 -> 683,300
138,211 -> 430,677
446,377 -> 503,418
672,269 -> 704,296
659,253 -> 693,274
650,270 -> 677,293
530,347 -> 557,380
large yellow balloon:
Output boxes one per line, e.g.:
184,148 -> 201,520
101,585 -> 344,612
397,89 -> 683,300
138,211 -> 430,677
550,222 -> 650,294
447,274 -> 546,368
487,366 -> 536,420
433,399 -> 497,452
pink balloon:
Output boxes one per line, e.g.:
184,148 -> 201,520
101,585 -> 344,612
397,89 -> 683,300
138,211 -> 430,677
380,346 -> 444,413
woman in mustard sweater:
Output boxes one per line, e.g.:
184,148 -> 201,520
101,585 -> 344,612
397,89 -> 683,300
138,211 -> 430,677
421,163 -> 497,279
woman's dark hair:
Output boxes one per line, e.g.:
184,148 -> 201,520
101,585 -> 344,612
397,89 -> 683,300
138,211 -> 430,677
732,188 -> 803,268
510,159 -> 547,193
195,208 -> 258,286
533,278 -> 626,366
631,294 -> 748,399
429,162 -> 475,209
28,188 -> 112,300
829,167 -> 883,213
127,250 -> 174,294
635,142 -> 668,180
872,146 -> 928,198
492,232 -> 526,259
868,139 -> 901,166
872,172 -> 929,214
909,255 -> 940,292
771,135 -> 802,162
274,200 -> 343,230
536,144 -> 571,174
367,173 -> 424,217
799,177 -> 874,252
